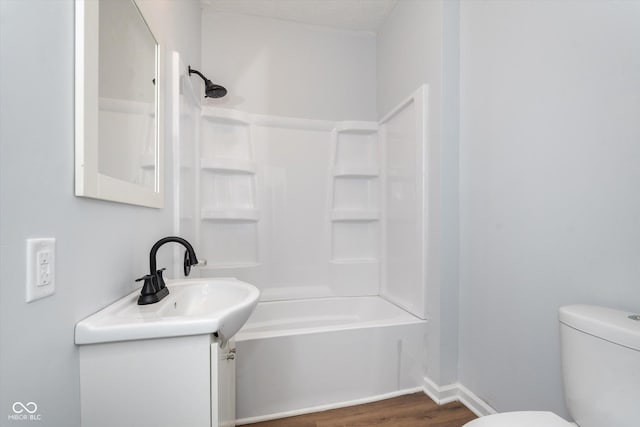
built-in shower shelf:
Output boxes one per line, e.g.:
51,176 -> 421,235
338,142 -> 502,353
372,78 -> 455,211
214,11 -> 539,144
329,120 -> 380,271
331,209 -> 379,222
201,158 -> 256,174
335,121 -> 378,135
201,208 -> 260,222
201,106 -> 250,125
332,166 -> 379,178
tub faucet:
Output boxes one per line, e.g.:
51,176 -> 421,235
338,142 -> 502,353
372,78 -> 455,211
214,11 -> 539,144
136,236 -> 200,305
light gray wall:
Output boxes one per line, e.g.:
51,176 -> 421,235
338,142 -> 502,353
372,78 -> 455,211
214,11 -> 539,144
458,0 -> 640,417
439,0 -> 461,388
376,0 -> 442,120
376,0 -> 460,386
0,0 -> 201,425
200,11 -> 377,121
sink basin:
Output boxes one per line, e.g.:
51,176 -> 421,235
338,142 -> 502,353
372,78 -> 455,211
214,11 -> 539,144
75,278 -> 260,345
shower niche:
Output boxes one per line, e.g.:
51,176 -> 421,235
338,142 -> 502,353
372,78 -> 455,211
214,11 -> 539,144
330,123 -> 380,252
329,122 -> 381,294
199,108 -> 259,268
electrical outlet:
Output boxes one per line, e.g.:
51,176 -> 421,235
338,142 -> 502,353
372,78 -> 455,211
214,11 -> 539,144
26,238 -> 55,302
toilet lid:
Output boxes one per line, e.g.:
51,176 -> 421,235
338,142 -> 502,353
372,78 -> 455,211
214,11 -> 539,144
463,411 -> 572,427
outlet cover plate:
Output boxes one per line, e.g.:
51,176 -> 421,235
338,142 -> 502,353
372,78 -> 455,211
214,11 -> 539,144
26,238 -> 56,302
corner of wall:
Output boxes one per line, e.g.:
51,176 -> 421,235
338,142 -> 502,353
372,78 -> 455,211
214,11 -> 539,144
422,376 -> 496,418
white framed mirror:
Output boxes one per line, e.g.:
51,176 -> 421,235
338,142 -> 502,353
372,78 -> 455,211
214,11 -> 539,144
75,0 -> 163,208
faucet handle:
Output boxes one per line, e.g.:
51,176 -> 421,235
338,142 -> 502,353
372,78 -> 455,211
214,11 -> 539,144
183,251 -> 200,276
135,275 -> 158,303
135,267 -> 164,283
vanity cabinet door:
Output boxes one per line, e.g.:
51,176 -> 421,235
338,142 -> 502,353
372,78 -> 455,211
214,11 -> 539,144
79,335 -> 212,427
211,339 -> 236,427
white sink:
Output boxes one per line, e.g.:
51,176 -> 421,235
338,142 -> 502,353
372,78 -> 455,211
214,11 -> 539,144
75,278 -> 260,345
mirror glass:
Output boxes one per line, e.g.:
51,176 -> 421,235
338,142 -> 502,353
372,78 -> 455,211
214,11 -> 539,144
75,0 -> 163,208
98,0 -> 157,189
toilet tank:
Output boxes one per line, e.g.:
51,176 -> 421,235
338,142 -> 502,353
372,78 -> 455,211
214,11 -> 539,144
559,305 -> 640,427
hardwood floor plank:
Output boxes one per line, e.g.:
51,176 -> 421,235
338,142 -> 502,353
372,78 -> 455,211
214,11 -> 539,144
244,393 -> 477,427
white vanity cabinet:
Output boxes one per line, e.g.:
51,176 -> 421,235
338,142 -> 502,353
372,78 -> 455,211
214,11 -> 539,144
79,334 -> 236,427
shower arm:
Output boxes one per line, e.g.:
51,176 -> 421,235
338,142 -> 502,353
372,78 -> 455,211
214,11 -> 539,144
188,66 -> 207,82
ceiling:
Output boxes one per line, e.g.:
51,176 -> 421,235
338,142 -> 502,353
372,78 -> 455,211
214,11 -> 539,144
202,0 -> 399,32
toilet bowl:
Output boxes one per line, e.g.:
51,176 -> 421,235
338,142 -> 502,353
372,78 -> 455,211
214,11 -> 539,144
463,305 -> 640,427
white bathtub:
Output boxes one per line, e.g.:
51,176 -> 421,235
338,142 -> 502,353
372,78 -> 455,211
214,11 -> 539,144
235,296 -> 427,424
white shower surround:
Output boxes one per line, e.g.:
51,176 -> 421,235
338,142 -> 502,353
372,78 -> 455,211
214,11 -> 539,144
194,86 -> 428,307
194,108 -> 383,299
177,85 -> 431,421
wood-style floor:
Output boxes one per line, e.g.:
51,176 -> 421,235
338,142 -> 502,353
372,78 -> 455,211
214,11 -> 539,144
244,392 -> 477,427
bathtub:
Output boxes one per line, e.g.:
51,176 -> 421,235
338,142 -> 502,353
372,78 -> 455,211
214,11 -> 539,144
234,296 -> 427,424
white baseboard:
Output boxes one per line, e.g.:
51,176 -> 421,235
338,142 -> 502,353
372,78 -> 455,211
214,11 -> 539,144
423,376 -> 497,418
236,387 -> 423,425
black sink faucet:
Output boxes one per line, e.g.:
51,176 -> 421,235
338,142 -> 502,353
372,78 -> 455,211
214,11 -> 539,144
136,236 -> 200,305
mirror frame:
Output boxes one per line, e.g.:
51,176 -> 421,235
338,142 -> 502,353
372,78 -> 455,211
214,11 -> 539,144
74,0 -> 163,208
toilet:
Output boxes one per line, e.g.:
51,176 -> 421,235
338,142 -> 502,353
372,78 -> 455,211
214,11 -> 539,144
464,305 -> 640,427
